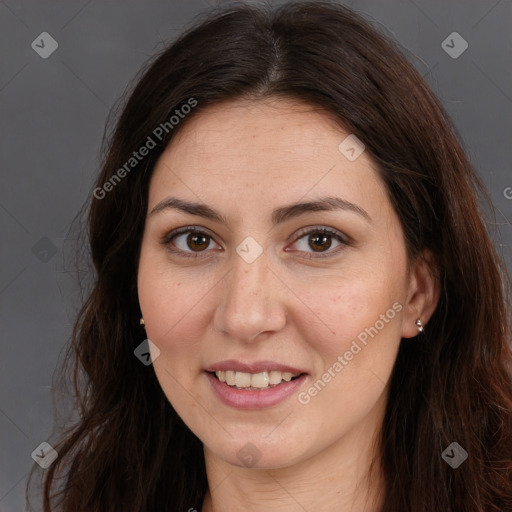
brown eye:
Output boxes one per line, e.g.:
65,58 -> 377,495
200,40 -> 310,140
163,227 -> 221,258
287,226 -> 348,259
308,233 -> 332,252
186,232 -> 210,251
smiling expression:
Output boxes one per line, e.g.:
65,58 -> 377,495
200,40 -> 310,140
137,97 -> 414,469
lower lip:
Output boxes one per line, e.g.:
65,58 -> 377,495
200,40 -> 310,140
205,372 -> 307,409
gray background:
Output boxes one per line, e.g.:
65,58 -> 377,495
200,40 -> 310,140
1,0 -> 511,510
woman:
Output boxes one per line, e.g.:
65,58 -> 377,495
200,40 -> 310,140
30,1 -> 512,511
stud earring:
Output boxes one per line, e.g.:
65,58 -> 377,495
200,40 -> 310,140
140,317 -> 145,326
415,318 -> 424,333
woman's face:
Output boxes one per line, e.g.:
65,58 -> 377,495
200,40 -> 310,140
137,98 -> 420,469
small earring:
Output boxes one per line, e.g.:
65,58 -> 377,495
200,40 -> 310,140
415,319 -> 424,333
140,317 -> 145,326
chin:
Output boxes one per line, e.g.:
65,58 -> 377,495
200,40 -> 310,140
204,434 -> 311,470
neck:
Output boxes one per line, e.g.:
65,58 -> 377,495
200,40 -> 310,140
201,414 -> 386,512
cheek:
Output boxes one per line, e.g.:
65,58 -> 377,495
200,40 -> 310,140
137,248 -> 208,367
140,280 -> 204,353
291,266 -> 404,397
138,270 -> 209,416
291,286 -> 402,438
298,268 -> 401,342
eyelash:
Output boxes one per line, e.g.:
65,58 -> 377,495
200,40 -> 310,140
161,225 -> 350,260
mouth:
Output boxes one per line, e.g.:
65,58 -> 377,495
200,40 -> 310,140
204,365 -> 308,409
208,370 -> 304,390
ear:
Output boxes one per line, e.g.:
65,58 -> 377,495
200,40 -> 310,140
401,249 -> 440,338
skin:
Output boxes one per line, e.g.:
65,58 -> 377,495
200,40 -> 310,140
137,98 -> 439,512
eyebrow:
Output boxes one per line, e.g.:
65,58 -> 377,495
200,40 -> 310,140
149,195 -> 372,225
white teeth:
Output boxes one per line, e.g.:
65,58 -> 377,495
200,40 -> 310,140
282,372 -> 293,382
268,370 -> 282,385
214,370 -> 300,389
251,372 -> 269,388
235,371 -> 251,388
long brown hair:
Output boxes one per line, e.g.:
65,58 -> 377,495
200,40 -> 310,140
28,1 -> 512,510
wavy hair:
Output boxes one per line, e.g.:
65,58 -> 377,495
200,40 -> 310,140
28,1 -> 512,510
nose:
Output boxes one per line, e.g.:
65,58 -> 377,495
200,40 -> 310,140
213,250 -> 287,342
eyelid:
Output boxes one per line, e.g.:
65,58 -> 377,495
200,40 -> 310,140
161,225 -> 350,259
285,225 -> 350,259
161,225 -> 217,245
159,226 -> 220,261
290,225 -> 351,245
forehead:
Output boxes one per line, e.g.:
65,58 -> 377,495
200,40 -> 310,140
165,98 -> 356,168
149,98 -> 387,216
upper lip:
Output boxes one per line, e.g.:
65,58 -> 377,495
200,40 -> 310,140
205,359 -> 307,375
